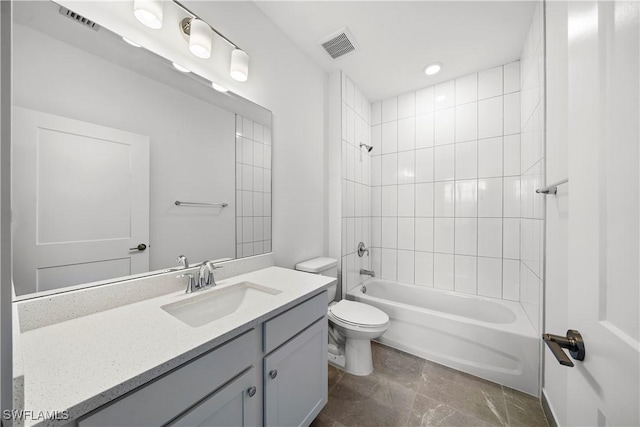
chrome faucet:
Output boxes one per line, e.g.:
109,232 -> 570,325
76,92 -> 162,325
202,261 -> 223,287
179,273 -> 197,293
360,269 -> 375,277
176,255 -> 189,269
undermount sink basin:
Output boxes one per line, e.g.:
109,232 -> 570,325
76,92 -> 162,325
162,282 -> 282,328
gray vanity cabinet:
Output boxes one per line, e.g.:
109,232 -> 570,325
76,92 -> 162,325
264,318 -> 328,427
168,367 -> 261,427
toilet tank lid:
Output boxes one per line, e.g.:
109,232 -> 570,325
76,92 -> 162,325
295,257 -> 338,273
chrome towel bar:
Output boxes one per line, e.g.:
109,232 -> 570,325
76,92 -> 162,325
536,178 -> 568,195
175,201 -> 228,207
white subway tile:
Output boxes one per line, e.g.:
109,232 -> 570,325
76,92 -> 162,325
415,148 -> 434,183
434,253 -> 454,290
346,77 -> 355,108
381,121 -> 398,154
398,184 -> 415,217
371,101 -> 382,125
371,155 -> 382,186
397,250 -> 415,284
435,144 -> 455,181
371,186 -> 381,217
434,218 -> 454,253
381,217 -> 397,249
454,180 -> 478,217
478,137 -> 503,178
264,195 -> 272,217
398,92 -> 416,119
455,103 -> 478,142
243,118 -> 254,139
242,217 -> 253,242
381,153 -> 398,185
435,108 -> 455,146
455,218 -> 478,256
381,185 -> 398,217
455,141 -> 478,180
242,164 -> 253,191
397,151 -> 415,184
253,192 -> 263,216
382,97 -> 398,122
504,176 -> 521,217
242,243 -> 254,257
478,66 -> 503,99
503,218 -> 520,259
398,117 -> 416,151
371,248 -> 381,278
434,182 -> 455,217
345,181 -> 355,217
455,73 -> 478,105
455,255 -> 477,294
478,257 -> 502,298
504,61 -> 521,94
381,248 -> 398,280
346,107 -> 355,145
478,218 -> 502,258
415,183 -> 434,217
242,137 -> 253,165
415,218 -> 434,252
346,143 -> 355,181
416,86 -> 435,114
478,97 -> 504,139
346,217 -> 355,254
398,218 -> 415,250
435,80 -> 455,110
478,177 -> 503,217
414,251 -> 434,287
504,92 -> 521,135
503,259 -> 520,300
254,123 -> 264,143
242,191 -> 253,216
264,217 -> 272,239
371,217 -> 381,247
416,113 -> 435,148
254,217 -> 264,240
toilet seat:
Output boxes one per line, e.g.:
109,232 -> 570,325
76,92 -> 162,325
328,300 -> 389,328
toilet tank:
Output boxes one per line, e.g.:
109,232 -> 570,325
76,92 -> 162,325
295,257 -> 338,302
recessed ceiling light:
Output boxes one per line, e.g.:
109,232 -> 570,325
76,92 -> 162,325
122,37 -> 141,48
211,82 -> 229,93
172,62 -> 190,73
424,63 -> 442,76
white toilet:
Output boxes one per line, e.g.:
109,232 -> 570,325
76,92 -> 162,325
295,257 -> 390,376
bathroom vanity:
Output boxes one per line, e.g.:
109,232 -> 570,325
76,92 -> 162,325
13,265 -> 333,427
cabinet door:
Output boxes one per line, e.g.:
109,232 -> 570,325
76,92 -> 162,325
264,317 -> 327,427
169,367 -> 261,427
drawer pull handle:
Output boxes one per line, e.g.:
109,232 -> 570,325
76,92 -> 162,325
247,386 -> 257,397
269,369 -> 278,379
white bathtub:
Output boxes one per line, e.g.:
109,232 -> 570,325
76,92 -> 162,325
348,279 -> 540,395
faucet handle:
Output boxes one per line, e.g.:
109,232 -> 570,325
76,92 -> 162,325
178,273 -> 195,293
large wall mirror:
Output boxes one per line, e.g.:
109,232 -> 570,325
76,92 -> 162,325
12,1 -> 272,298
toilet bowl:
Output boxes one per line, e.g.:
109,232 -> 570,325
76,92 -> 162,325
295,257 -> 390,376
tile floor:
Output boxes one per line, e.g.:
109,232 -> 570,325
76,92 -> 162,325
312,342 -> 549,427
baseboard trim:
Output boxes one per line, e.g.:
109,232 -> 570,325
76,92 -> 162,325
541,389 -> 559,427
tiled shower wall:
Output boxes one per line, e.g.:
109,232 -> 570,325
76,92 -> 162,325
519,2 -> 545,333
340,74 -> 373,294
235,115 -> 273,258
369,62 -> 522,300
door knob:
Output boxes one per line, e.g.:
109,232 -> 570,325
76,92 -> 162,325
269,369 -> 278,379
129,243 -> 147,251
542,329 -> 585,367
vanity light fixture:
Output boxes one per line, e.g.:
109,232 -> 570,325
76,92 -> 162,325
424,62 -> 442,75
230,49 -> 249,82
211,82 -> 229,93
187,18 -> 213,59
122,37 -> 142,48
133,0 -> 164,29
172,62 -> 191,73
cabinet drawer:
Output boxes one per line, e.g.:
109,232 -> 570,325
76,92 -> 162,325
79,328 -> 258,427
263,291 -> 326,354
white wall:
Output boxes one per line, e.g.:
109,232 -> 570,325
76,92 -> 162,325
519,1 -> 545,336
368,62 -> 522,299
185,2 -> 329,269
13,25 -> 236,286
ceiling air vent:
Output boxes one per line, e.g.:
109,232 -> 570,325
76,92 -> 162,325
59,7 -> 99,31
319,28 -> 358,60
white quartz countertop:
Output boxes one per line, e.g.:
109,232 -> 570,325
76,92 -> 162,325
17,267 -> 334,427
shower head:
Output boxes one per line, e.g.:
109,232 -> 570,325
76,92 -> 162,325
360,143 -> 373,153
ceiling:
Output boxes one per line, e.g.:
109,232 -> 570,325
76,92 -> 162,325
255,1 -> 537,101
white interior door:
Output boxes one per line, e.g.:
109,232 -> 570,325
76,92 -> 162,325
560,1 -> 640,425
12,107 -> 150,295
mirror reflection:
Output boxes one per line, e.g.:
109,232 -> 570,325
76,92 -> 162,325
11,1 -> 272,297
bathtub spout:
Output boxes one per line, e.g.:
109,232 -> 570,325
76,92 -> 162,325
360,269 -> 375,277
